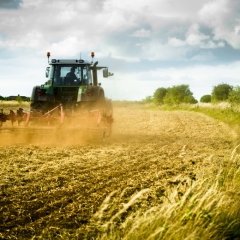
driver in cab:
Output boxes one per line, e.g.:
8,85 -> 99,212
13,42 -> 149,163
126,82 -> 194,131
65,67 -> 79,85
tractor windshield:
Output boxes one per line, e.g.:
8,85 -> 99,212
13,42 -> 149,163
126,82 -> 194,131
52,65 -> 92,86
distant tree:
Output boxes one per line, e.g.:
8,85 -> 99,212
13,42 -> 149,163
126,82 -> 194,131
16,94 -> 23,104
163,84 -> 197,105
142,96 -> 153,104
200,94 -> 211,103
211,83 -> 233,102
153,87 -> 168,105
0,95 -> 4,100
228,86 -> 240,104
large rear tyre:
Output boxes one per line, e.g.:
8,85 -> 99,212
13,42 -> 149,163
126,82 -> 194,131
105,99 -> 113,116
97,91 -> 106,110
85,91 -> 106,112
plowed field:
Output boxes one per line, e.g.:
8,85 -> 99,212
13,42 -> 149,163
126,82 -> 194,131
0,106 -> 237,239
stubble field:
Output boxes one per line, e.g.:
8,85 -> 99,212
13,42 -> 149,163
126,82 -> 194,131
0,104 -> 237,239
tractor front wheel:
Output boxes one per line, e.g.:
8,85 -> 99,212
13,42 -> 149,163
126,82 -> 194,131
30,101 -> 50,114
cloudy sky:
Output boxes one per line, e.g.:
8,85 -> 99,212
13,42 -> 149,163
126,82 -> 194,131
1,0 -> 240,101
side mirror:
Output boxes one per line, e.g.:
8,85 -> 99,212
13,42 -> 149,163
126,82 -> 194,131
103,68 -> 108,78
45,67 -> 50,78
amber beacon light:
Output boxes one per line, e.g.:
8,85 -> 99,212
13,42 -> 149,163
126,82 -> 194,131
47,52 -> 51,63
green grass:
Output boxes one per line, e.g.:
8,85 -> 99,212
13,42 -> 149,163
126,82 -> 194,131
148,102 -> 240,126
192,105 -> 240,126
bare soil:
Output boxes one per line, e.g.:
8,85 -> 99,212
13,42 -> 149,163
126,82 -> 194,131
0,106 -> 237,239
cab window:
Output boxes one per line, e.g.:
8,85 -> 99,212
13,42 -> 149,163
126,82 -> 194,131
52,65 -> 92,85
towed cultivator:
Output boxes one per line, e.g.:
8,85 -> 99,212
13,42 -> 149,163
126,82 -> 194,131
0,105 -> 113,142
0,108 -> 26,127
0,52 -> 114,143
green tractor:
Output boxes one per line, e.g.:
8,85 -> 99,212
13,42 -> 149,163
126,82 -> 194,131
30,52 -> 113,114
28,52 -> 114,138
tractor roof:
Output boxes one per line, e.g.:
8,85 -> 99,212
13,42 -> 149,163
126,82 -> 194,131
49,59 -> 91,65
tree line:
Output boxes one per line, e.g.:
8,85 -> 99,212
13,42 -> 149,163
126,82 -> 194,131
0,95 -> 30,102
143,83 -> 240,105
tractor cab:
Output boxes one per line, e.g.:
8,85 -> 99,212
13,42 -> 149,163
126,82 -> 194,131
45,59 -> 93,87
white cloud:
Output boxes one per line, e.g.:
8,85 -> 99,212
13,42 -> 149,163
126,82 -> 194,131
168,37 -> 186,47
132,29 -> 151,38
0,30 -> 48,49
198,0 -> 230,27
20,0 -> 45,9
50,37 -> 89,57
186,23 -> 209,46
198,0 -> 240,49
168,23 -> 226,50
